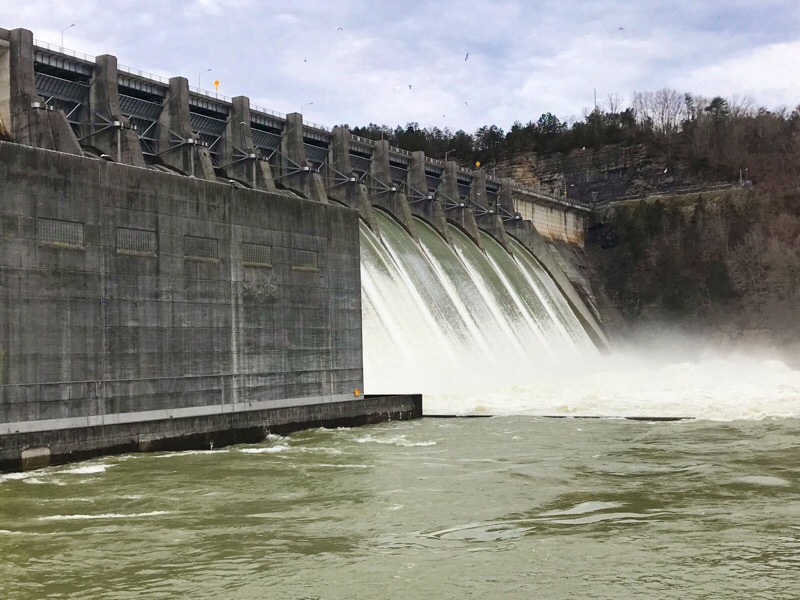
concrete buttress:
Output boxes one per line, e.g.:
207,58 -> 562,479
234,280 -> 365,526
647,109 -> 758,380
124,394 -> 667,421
328,126 -> 378,230
470,167 -> 511,250
439,160 -> 482,248
221,96 -> 276,192
3,28 -> 81,154
407,151 -> 451,243
369,140 -> 418,240
157,76 -> 216,180
279,112 -> 327,202
88,54 -> 146,167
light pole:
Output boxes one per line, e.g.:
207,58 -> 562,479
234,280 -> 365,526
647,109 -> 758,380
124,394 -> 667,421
60,24 -> 75,52
444,148 -> 456,161
198,68 -> 212,90
301,102 -> 314,114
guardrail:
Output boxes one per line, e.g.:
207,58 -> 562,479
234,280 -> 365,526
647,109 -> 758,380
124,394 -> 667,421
189,85 -> 232,103
389,146 -> 411,157
303,119 -> 331,132
512,185 -> 591,212
349,134 -> 376,146
608,182 -> 737,204
33,39 -> 93,63
117,64 -> 171,85
251,104 -> 286,119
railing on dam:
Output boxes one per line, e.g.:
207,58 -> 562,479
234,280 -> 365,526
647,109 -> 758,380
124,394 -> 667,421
29,39 -> 585,214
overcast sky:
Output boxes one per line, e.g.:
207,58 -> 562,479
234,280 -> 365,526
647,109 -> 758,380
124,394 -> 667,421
3,0 -> 799,132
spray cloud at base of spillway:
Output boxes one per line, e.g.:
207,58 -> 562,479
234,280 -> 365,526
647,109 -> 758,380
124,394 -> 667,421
360,212 -> 800,421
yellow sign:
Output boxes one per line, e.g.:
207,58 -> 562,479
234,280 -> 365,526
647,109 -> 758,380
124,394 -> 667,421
213,79 -> 220,91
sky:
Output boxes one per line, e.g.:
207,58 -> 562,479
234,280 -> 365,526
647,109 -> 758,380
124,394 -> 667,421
3,0 -> 799,133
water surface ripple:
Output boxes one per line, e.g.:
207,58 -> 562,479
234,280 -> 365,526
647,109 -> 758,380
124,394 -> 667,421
2,417 -> 799,599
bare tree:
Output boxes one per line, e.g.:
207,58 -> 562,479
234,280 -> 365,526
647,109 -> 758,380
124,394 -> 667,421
632,88 -> 685,136
605,93 -> 625,115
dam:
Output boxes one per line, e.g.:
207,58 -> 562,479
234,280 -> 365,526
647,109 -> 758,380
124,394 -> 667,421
0,27 -> 605,471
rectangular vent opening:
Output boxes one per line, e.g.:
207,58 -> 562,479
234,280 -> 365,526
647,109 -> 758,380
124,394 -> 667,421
37,218 -> 84,249
185,235 -> 219,261
292,248 -> 319,272
117,227 -> 157,256
242,242 -> 272,267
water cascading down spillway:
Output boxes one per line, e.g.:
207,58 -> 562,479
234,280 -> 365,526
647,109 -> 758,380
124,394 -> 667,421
360,210 -> 598,402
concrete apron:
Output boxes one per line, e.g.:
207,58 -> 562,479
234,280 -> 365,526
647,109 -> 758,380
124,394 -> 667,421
1,394 -> 422,473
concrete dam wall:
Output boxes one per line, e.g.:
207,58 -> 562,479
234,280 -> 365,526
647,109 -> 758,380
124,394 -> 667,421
0,26 -> 604,470
0,140 -> 421,470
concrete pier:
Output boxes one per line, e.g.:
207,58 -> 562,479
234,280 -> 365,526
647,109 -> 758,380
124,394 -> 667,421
369,140 -> 418,239
470,167 -> 512,250
279,112 -> 328,202
157,77 -> 216,179
438,161 -> 482,247
407,151 -> 451,243
87,54 -> 146,167
220,96 -> 277,192
328,126 -> 378,230
1,28 -> 81,154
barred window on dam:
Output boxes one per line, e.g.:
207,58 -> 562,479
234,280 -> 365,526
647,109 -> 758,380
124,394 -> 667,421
292,249 -> 319,272
37,217 -> 84,249
241,242 -> 272,267
116,227 -> 157,256
184,235 -> 219,261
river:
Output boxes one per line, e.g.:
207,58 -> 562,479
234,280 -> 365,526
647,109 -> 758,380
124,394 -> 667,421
2,357 -> 800,599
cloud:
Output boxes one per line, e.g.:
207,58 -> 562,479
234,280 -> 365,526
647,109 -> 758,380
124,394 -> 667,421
1,0 -> 797,132
676,40 -> 800,109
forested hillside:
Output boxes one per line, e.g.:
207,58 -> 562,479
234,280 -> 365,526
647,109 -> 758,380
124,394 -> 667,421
348,89 -> 800,197
350,90 -> 800,350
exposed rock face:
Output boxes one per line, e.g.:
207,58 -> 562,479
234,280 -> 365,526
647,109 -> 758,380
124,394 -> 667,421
496,144 -> 731,204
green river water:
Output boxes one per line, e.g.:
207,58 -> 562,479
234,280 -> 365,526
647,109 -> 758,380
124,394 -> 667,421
2,416 -> 799,599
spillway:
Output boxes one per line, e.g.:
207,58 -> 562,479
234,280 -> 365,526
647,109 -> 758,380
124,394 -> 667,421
361,211 -> 597,395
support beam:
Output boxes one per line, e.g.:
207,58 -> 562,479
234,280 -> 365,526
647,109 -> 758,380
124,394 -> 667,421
439,160 -> 482,248
279,112 -> 327,202
221,96 -> 276,192
156,76 -> 216,180
4,28 -> 81,154
407,151 -> 451,243
88,54 -> 145,167
369,140 -> 417,240
328,126 -> 377,229
470,167 -> 511,250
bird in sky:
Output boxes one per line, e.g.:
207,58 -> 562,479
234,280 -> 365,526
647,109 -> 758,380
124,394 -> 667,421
408,84 -> 412,90
464,52 -> 469,61
337,27 -> 343,31
464,101 -> 469,105
618,27 -> 625,30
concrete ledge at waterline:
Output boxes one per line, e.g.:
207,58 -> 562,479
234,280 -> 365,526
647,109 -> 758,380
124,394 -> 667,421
0,394 -> 423,473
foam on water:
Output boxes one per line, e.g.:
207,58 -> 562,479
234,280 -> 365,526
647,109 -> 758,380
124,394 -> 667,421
239,444 -> 290,454
355,434 -> 437,447
58,464 -> 109,475
424,349 -> 800,420
39,511 -> 170,521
